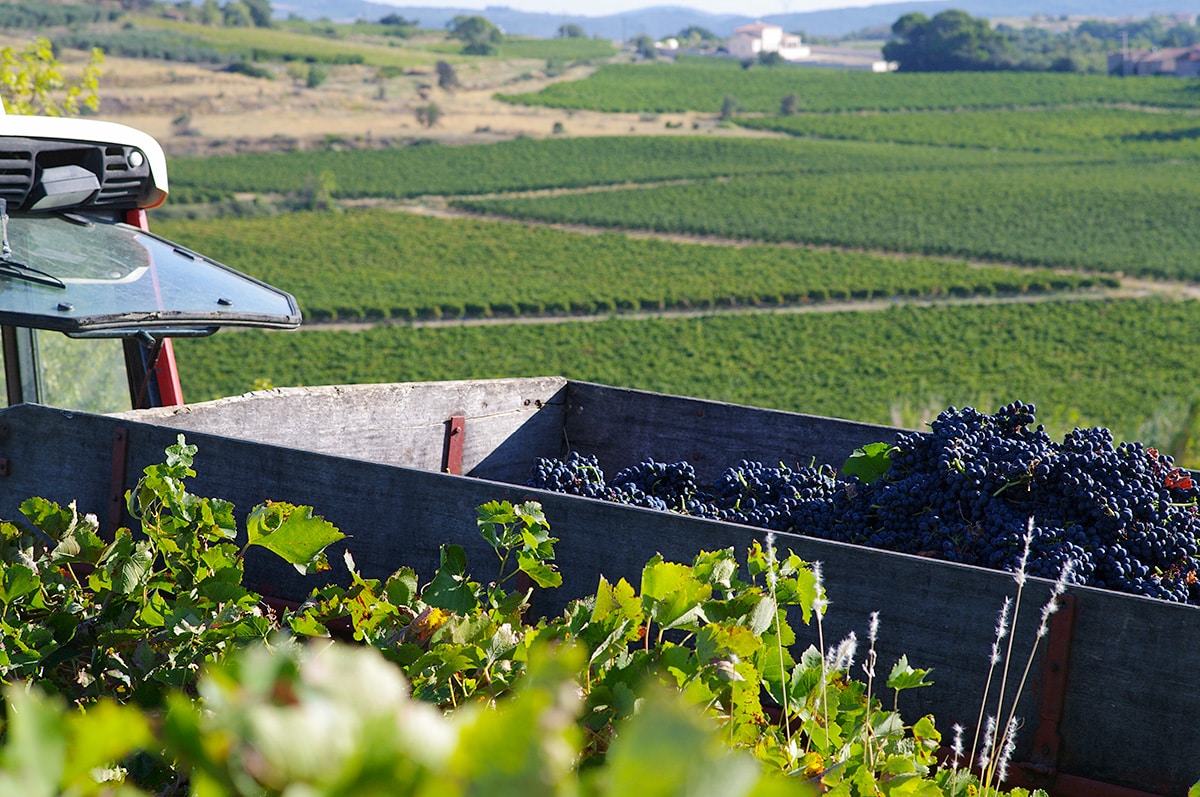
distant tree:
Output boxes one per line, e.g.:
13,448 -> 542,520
198,0 -> 221,25
435,60 -> 458,91
222,0 -> 253,27
779,93 -> 798,115
305,63 -> 326,88
448,15 -> 501,55
719,93 -> 741,120
677,25 -> 718,48
758,51 -> 784,66
557,23 -> 585,38
882,10 -> 1012,72
415,102 -> 441,128
632,33 -> 656,60
243,0 -> 272,27
380,13 -> 417,26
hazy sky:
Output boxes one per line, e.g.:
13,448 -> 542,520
389,1 -> 877,16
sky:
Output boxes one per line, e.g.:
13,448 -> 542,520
388,0 -> 881,16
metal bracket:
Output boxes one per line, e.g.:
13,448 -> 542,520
443,415 -> 465,475
1026,593 -> 1076,774
107,427 -> 129,536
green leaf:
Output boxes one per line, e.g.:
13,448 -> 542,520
842,442 -> 896,484
385,566 -> 419,607
882,773 -> 944,796
61,699 -> 152,790
98,533 -> 154,595
641,558 -> 712,630
592,576 -> 643,626
49,521 -> 106,566
246,503 -> 345,575
517,549 -> 562,588
1190,781 -> 1200,797
423,544 -> 478,614
19,496 -> 75,539
0,685 -> 67,796
887,655 -> 933,691
0,563 -> 39,604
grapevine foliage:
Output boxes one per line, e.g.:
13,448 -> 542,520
529,402 -> 1200,604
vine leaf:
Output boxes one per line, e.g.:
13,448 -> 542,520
246,503 -> 345,575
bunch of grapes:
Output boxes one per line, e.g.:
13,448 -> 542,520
526,402 -> 1200,604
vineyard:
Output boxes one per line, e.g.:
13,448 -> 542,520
175,298 -> 1200,465
737,106 -> 1200,158
162,135 -> 1059,204
455,159 -> 1200,280
498,60 -> 1200,114
152,210 -> 1099,322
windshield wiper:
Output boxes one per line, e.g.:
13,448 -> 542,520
0,198 -> 66,289
0,258 -> 66,289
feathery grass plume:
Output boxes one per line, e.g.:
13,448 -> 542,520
826,631 -> 857,672
971,594 -> 1012,771
977,715 -> 997,771
984,520 -> 1034,777
948,722 -> 966,792
862,612 -> 880,769
811,560 -> 829,748
996,715 -> 1020,783
989,557 -> 1076,787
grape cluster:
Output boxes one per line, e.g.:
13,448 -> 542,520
526,402 -> 1200,605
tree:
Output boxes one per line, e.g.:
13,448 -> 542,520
632,33 -> 656,60
882,10 -> 1012,72
223,0 -> 253,27
448,15 -> 501,55
380,13 -> 417,26
243,0 -> 273,28
718,94 -> 741,120
677,25 -> 718,48
415,102 -> 441,128
557,23 -> 585,38
779,93 -> 798,115
305,63 -> 327,88
0,36 -> 102,116
435,60 -> 459,91
198,0 -> 221,25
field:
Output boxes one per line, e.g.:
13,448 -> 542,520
175,298 -> 1200,461
162,135 -> 1062,202
499,60 -> 1200,113
736,107 -> 1200,158
151,210 -> 1100,321
456,159 -> 1200,279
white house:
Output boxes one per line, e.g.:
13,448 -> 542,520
726,22 -> 810,62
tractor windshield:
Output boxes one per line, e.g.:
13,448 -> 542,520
0,211 -> 299,336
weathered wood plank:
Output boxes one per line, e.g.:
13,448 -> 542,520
562,381 -> 907,482
116,377 -> 569,482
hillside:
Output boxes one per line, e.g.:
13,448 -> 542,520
269,0 -> 1199,37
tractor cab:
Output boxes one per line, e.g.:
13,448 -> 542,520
0,112 -> 300,412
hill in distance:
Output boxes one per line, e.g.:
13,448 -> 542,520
269,0 -> 1198,38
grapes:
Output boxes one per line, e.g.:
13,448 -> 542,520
527,401 -> 1200,605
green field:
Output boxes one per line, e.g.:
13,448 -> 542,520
499,61 -> 1200,114
457,159 -> 1200,279
163,136 -> 1061,204
131,15 -> 437,66
151,210 -> 1100,322
175,298 -> 1200,463
494,37 -> 617,60
737,107 -> 1200,158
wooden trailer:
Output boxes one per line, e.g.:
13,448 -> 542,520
0,377 -> 1194,796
